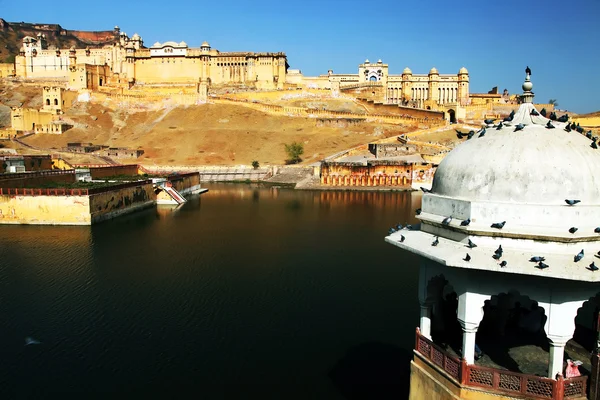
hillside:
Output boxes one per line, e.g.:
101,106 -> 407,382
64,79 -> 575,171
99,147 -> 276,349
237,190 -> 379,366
22,101 -> 411,165
0,18 -> 118,63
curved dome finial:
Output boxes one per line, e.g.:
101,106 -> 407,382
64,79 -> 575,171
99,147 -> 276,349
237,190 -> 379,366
522,66 -> 534,103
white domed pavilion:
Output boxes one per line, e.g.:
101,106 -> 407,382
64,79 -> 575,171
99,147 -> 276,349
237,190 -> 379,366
386,68 -> 600,399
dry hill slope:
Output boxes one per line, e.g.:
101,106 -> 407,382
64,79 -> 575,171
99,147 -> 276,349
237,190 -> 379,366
24,103 -> 410,165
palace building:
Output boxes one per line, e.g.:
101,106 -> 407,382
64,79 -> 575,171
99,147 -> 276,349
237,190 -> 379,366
10,26 -> 470,113
15,27 -> 288,90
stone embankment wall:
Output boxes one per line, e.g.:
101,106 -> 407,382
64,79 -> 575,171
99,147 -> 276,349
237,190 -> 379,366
0,170 -> 76,188
167,172 -> 201,194
358,99 -> 445,120
212,98 -> 444,126
0,192 -> 91,225
88,181 -> 155,223
89,164 -> 140,179
573,117 -> 600,127
0,179 -> 155,225
141,165 -> 271,182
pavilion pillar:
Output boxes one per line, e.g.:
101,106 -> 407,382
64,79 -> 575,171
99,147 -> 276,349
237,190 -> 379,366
539,299 -> 585,379
547,336 -> 568,379
457,291 -> 488,365
419,303 -> 432,340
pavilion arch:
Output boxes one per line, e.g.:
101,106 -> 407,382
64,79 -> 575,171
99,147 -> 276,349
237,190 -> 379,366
573,292 -> 600,351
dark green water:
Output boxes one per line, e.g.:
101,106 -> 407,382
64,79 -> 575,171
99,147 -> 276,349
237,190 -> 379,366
0,184 -> 422,399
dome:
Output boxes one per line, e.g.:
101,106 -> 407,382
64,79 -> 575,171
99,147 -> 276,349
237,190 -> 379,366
201,41 -> 210,47
365,59 -> 370,64
432,103 -> 600,205
403,67 -> 412,74
131,33 -> 140,40
386,71 -> 600,284
429,67 -> 439,74
69,46 -> 75,51
459,66 -> 468,74
179,41 -> 187,47
377,59 -> 382,63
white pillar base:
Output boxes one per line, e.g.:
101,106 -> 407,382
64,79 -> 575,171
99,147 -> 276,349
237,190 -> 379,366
548,337 -> 568,379
420,304 -> 432,340
461,326 -> 478,365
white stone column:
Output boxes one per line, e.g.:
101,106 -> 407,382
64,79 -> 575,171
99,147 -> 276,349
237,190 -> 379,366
460,323 -> 478,365
547,336 -> 568,379
420,303 -> 432,340
457,291 -> 489,364
539,299 -> 585,378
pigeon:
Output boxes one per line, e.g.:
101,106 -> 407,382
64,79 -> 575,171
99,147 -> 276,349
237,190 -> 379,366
500,261 -> 507,268
467,130 -> 475,140
514,123 -> 525,132
464,253 -> 471,262
25,337 -> 40,346
405,224 -> 413,230
598,250 -> 600,257
492,253 -> 502,260
432,237 -> 439,246
478,128 -> 486,138
586,131 -> 593,139
592,141 -> 598,149
396,223 -> 403,230
565,199 -> 581,206
588,262 -> 599,272
530,109 -> 539,116
496,121 -> 503,130
442,216 -> 452,225
577,127 -> 584,134
388,228 -> 396,234
550,112 -> 557,121
530,256 -> 546,262
569,227 -> 578,234
558,114 -> 569,123
574,249 -> 584,263
536,261 -> 549,270
484,118 -> 495,125
420,187 -> 431,193
416,208 -> 421,215
467,239 -> 477,248
456,131 -> 466,139
565,125 -> 572,132
571,122 -> 577,130
546,121 -> 555,129
491,221 -> 506,229
399,235 -> 405,243
595,227 -> 600,233
494,245 -> 503,256
460,218 -> 471,226
540,108 -> 547,117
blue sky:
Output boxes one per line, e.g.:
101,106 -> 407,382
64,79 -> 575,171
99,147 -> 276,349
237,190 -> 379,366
2,0 -> 599,113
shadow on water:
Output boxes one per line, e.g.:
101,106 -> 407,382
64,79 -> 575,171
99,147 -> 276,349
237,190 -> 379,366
329,341 -> 412,400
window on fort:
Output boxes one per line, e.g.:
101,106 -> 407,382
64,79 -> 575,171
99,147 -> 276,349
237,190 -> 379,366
46,99 -> 50,105
54,99 -> 58,106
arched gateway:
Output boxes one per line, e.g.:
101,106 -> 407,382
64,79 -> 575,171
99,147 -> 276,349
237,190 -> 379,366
386,70 -> 600,399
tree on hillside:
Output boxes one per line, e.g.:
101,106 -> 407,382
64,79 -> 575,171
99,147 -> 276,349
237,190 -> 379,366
284,142 -> 304,164
549,99 -> 559,108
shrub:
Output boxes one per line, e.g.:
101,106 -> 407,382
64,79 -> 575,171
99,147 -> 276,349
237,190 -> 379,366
251,160 -> 260,169
284,142 -> 304,164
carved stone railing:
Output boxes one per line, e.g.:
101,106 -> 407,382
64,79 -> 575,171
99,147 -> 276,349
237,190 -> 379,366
414,328 -> 588,399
